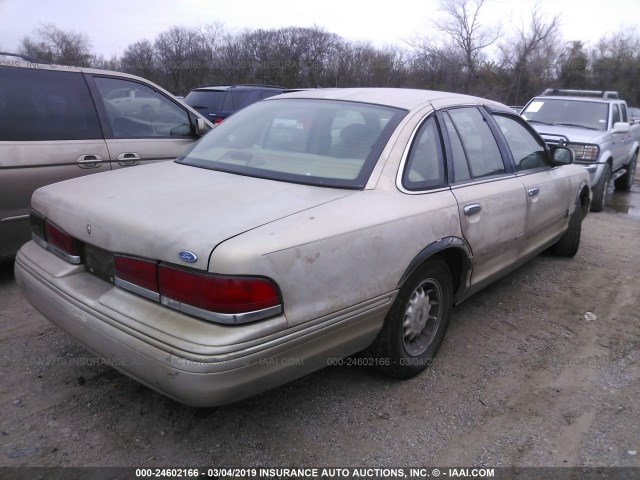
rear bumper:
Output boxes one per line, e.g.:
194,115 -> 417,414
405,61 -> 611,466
15,241 -> 393,406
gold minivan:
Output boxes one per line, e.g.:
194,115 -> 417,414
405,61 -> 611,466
0,54 -> 212,260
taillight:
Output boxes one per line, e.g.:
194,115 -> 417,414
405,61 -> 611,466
114,256 -> 159,301
30,210 -> 47,249
30,211 -> 82,264
113,255 -> 282,323
158,264 -> 280,314
213,117 -> 224,124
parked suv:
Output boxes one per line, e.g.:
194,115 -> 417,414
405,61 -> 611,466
521,89 -> 640,211
0,53 -> 213,261
184,84 -> 286,124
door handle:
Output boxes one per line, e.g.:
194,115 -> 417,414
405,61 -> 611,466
463,204 -> 482,216
528,187 -> 540,197
117,152 -> 141,166
77,154 -> 103,168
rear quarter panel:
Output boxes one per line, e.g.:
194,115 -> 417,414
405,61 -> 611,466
210,188 -> 461,327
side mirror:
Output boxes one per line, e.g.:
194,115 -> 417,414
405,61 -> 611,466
551,146 -> 574,165
195,117 -> 208,137
612,121 -> 630,134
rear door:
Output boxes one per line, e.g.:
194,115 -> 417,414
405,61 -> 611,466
491,113 -> 571,256
0,66 -> 109,258
439,107 -> 527,291
88,75 -> 202,170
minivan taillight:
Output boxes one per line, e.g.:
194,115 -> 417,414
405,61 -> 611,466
112,255 -> 282,323
30,211 -> 82,264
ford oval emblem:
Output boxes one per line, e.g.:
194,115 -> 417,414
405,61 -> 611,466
178,250 -> 198,263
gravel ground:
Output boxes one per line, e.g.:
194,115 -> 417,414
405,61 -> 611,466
1,183 -> 639,471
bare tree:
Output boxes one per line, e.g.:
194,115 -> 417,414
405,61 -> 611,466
20,23 -> 92,66
500,6 -> 561,104
296,27 -> 341,87
217,30 -> 256,84
589,31 -> 640,103
198,22 -> 226,54
154,26 -> 209,94
559,41 -> 589,89
434,0 -> 501,89
121,39 -> 157,81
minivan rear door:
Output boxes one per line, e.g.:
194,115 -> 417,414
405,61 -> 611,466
0,66 -> 110,258
87,75 -> 204,171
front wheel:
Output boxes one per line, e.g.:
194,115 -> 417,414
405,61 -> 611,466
370,259 -> 453,378
614,153 -> 637,192
591,164 -> 610,212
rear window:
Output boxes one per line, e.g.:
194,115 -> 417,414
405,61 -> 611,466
184,90 -> 227,111
178,98 -> 406,189
0,66 -> 102,141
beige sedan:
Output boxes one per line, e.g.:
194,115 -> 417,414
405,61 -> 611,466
15,88 -> 591,406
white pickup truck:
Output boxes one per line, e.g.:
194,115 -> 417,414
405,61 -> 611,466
521,89 -> 639,211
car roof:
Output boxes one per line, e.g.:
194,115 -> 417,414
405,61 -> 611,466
533,95 -> 611,104
0,59 -> 215,128
191,84 -> 286,92
269,87 -> 509,112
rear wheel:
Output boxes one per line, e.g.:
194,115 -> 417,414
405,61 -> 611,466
591,164 -> 610,212
551,199 -> 582,257
614,153 -> 637,192
370,259 -> 452,378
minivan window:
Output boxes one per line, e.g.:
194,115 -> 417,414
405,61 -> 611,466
94,77 -> 192,138
0,67 -> 102,141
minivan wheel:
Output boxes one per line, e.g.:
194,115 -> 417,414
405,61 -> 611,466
370,259 -> 452,378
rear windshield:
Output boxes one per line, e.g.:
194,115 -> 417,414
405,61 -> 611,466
522,99 -> 609,130
184,90 -> 227,111
178,98 -> 407,189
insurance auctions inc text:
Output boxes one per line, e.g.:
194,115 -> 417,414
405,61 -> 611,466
188,467 -> 496,478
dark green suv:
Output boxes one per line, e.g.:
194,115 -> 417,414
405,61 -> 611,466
184,84 -> 286,124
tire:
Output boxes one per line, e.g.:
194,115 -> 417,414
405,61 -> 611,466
614,153 -> 637,192
591,164 -> 610,212
551,199 -> 582,257
370,258 -> 453,378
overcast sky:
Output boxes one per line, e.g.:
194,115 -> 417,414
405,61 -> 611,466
0,0 -> 638,58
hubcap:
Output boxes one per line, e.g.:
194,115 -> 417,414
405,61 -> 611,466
403,278 -> 443,356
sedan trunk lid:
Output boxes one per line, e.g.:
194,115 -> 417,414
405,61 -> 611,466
32,161 -> 354,270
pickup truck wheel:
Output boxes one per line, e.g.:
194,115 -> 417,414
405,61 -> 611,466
591,164 -> 611,212
614,153 -> 637,192
370,259 -> 452,378
551,200 -> 582,257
